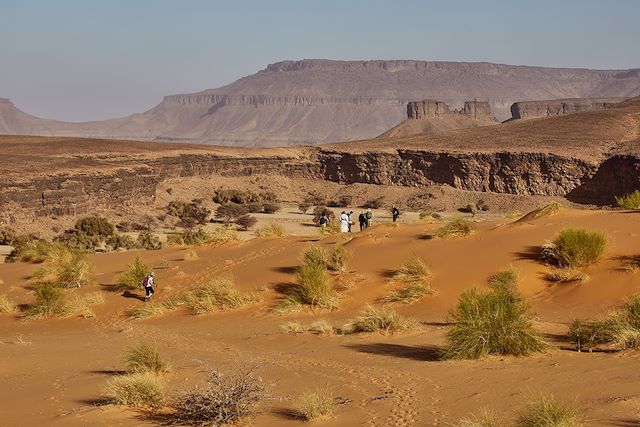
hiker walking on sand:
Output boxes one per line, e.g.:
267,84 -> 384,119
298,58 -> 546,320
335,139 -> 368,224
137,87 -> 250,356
359,211 -> 367,231
392,207 -> 400,222
143,272 -> 155,301
340,211 -> 350,233
365,208 -> 373,228
319,212 -> 329,229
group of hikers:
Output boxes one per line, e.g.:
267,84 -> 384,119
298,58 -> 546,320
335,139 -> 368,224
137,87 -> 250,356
319,207 -> 400,233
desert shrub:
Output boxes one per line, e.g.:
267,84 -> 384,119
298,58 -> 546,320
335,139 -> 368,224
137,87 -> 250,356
338,195 -> 353,207
381,282 -> 433,304
312,207 -> 335,225
23,284 -> 69,319
361,197 -> 384,209
0,226 -> 17,245
236,215 -> 258,230
0,294 -> 17,313
298,202 -> 311,214
516,396 -> 584,427
262,203 -> 281,214
454,409 -> 502,427
296,388 -> 334,420
125,342 -> 169,374
281,321 -> 305,334
107,234 -> 137,250
181,228 -> 211,246
127,302 -> 167,319
552,228 -> 606,268
568,319 -> 614,352
278,263 -> 337,311
309,319 -> 334,335
476,199 -> 489,211
166,233 -> 185,246
167,200 -> 211,227
117,257 -> 150,292
255,223 -> 284,237
216,203 -> 249,223
213,188 -> 276,205
616,189 -> 640,209
7,238 -> 61,263
320,220 -> 341,236
31,245 -> 95,288
74,216 -> 115,238
432,217 -> 473,238
171,366 -> 267,426
303,245 -> 327,268
209,225 -> 240,243
105,372 -> 164,408
443,287 -> 547,359
184,249 -> 199,261
545,268 -> 589,284
462,203 -> 478,216
488,266 -> 519,291
326,245 -> 351,272
392,256 -> 430,283
137,231 -> 163,250
345,305 -> 415,334
182,277 -> 260,315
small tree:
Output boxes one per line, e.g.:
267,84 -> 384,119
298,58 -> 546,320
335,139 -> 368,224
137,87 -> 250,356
216,203 -> 249,223
236,215 -> 258,230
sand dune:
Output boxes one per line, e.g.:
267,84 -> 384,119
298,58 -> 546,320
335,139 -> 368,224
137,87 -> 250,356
2,208 -> 640,425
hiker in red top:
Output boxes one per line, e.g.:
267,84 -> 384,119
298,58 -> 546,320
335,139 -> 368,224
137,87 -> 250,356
143,272 -> 155,301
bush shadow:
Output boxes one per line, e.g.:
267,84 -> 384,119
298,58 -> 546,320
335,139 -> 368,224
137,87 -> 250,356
345,343 -> 442,361
513,245 -> 542,262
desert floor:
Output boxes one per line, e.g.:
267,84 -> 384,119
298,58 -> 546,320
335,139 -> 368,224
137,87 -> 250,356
2,208 -> 640,426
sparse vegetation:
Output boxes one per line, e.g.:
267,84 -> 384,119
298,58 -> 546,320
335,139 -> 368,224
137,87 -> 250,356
381,282 -> 433,304
171,366 -> 267,426
105,372 -> 164,408
551,228 -> 606,268
432,217 -> 473,238
180,228 -> 212,246
124,342 -> 170,374
8,238 -> 62,263
281,321 -> 305,334
117,257 -> 150,292
392,256 -> 430,283
290,263 -> 336,309
255,223 -> 285,237
545,267 -> 589,284
296,388 -> 334,420
344,305 -> 416,334
57,216 -> 116,251
216,203 -> 249,223
298,202 -> 311,214
443,286 -> 547,359
166,199 -> 211,227
309,319 -> 334,335
616,189 -> 640,210
31,246 -> 95,288
326,245 -> 350,272
127,302 -> 167,319
419,211 -> 441,221
516,396 -> 584,427
137,231 -> 163,250
236,214 -> 258,230
23,284 -> 69,319
488,266 -> 519,291
361,197 -> 384,209
181,276 -> 260,315
0,226 -> 17,245
209,225 -> 240,244
312,207 -> 335,225
454,409 -> 502,427
302,245 -> 327,268
0,294 -> 17,313
184,249 -> 199,261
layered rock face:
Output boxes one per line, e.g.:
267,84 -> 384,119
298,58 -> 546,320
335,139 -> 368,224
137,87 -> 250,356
2,60 -> 640,146
510,98 -> 626,119
407,100 -> 493,120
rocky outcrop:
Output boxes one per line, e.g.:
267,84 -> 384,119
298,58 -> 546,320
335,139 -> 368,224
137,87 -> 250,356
510,98 -> 626,120
407,100 -> 451,119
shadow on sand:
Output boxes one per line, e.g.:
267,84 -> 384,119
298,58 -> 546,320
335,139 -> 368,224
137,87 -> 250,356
345,343 -> 442,362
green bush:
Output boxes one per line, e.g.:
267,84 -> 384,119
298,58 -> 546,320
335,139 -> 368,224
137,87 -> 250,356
181,228 -> 211,246
516,396 -> 584,427
326,245 -> 351,272
106,234 -> 137,250
392,256 -> 430,283
23,284 -> 70,319
74,216 -> 115,238
303,245 -> 327,268
616,190 -> 640,209
235,215 -> 258,230
216,203 -> 249,223
8,238 -> 62,263
137,231 -> 163,250
182,277 -> 260,315
166,200 -> 210,227
488,266 -> 519,291
443,287 -> 547,359
105,372 -> 164,408
117,257 -> 150,292
125,342 -> 169,374
552,228 -> 606,268
380,282 -> 433,304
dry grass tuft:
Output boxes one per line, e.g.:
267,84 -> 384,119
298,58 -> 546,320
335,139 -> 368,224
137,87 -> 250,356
545,268 -> 589,284
344,305 -> 416,335
454,409 -> 502,427
209,225 -> 240,244
381,282 -> 433,304
432,217 -> 473,238
296,387 -> 334,420
516,396 -> 584,427
326,245 -> 351,272
105,372 -> 164,408
31,245 -> 95,288
183,249 -> 199,261
255,223 -> 285,238
127,302 -> 167,319
0,294 -> 17,313
616,190 -> 640,210
117,257 -> 150,292
171,366 -> 267,426
182,276 -> 261,315
281,321 -> 305,334
309,319 -> 334,335
124,342 -> 170,374
23,285 -> 70,319
488,266 -> 519,291
392,256 -> 431,283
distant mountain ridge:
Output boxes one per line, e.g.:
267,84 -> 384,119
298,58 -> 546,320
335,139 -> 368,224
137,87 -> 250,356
1,60 -> 640,146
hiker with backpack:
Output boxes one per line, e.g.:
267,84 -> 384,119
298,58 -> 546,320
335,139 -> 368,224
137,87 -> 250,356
319,212 -> 329,228
365,208 -> 373,228
143,272 -> 155,301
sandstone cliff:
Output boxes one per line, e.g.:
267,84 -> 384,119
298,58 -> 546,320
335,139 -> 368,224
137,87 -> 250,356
1,60 -> 640,146
510,98 -> 626,120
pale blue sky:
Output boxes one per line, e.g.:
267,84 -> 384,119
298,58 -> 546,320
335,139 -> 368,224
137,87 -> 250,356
1,0 -> 639,121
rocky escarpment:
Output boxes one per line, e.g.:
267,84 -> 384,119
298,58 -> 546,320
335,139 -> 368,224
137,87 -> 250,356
510,98 -> 626,120
407,100 -> 493,120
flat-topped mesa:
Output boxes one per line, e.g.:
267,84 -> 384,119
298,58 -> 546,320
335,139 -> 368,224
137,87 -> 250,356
510,97 -> 627,120
407,100 -> 493,120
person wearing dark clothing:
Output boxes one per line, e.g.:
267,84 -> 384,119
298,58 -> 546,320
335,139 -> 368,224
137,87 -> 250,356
348,211 -> 354,232
392,207 -> 400,222
359,212 -> 367,231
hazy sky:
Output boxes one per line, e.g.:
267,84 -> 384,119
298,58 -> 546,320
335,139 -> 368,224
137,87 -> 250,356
1,0 -> 639,122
